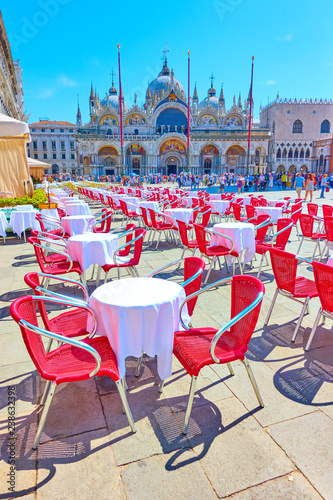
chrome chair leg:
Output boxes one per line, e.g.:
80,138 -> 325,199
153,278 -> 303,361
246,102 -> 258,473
237,257 -> 243,275
227,363 -> 234,376
291,298 -> 309,342
116,380 -> 136,433
156,231 -> 162,250
40,379 -> 52,406
183,375 -> 198,435
297,237 -> 304,255
158,379 -> 165,393
44,277 -> 50,291
135,352 -> 144,377
33,381 -> 57,449
204,258 -> 214,285
242,358 -> 264,408
264,288 -> 279,325
257,255 -> 264,279
305,307 -> 322,351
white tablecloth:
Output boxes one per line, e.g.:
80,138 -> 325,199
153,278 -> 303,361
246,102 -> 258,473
211,222 -> 255,263
63,199 -> 86,206
40,208 -> 60,230
256,206 -> 283,221
89,277 -> 190,380
0,212 -> 9,237
164,208 -> 193,227
9,210 -> 39,237
209,200 -> 229,215
62,215 -> 95,236
67,233 -> 119,271
123,197 -> 139,211
65,203 -> 91,216
210,194 -> 222,201
267,200 -> 287,207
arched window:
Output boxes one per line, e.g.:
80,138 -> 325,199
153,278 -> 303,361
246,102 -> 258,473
319,155 -> 324,166
272,121 -> 275,133
204,158 -> 212,169
294,149 -> 298,159
292,120 -> 303,133
300,149 -> 304,159
288,149 -> 293,159
305,149 -> 310,158
156,108 -> 187,133
321,120 -> 330,133
276,148 -> 281,159
282,148 -> 287,158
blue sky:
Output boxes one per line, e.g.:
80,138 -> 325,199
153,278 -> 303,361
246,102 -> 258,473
2,0 -> 333,124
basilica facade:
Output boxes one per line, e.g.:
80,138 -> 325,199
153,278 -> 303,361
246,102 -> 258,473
76,55 -> 270,177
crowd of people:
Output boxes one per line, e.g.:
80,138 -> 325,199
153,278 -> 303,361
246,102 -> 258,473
44,171 -> 333,197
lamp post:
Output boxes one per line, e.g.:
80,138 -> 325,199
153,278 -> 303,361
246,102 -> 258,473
246,56 -> 254,175
117,44 -> 125,177
187,50 -> 191,173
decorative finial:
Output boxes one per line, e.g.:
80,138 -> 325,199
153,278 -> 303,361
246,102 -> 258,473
210,73 -> 215,88
161,42 -> 170,65
110,69 -> 115,86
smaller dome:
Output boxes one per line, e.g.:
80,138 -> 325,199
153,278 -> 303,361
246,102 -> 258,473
109,85 -> 117,95
101,94 -> 129,113
199,95 -> 219,111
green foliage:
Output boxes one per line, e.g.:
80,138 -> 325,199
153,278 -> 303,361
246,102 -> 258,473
0,189 -> 47,208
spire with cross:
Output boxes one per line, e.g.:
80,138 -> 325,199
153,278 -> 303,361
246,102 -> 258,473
161,42 -> 170,65
208,73 -> 216,96
110,69 -> 116,86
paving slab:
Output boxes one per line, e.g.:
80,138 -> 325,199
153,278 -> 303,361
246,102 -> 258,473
269,411 -> 333,500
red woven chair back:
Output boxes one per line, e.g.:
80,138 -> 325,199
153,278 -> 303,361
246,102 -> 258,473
198,207 -> 211,227
259,198 -> 268,207
250,198 -> 259,207
269,248 -> 297,295
140,207 -> 150,226
35,214 -> 46,232
275,202 -> 285,208
230,276 -> 265,346
192,198 -> 199,208
299,214 -> 314,238
232,203 -> 242,221
24,272 -> 51,330
10,296 -> 47,374
255,214 -> 270,242
245,205 -> 256,220
177,220 -> 190,247
193,224 -> 208,254
312,261 -> 333,313
93,209 -> 112,233
307,203 -> 318,216
324,216 -> 333,243
119,200 -> 129,217
295,199 -> 303,205
148,209 -> 159,230
290,206 -> 302,224
183,257 -> 205,316
275,218 -> 293,249
323,205 -> 333,218
119,223 -> 137,256
28,237 -> 48,271
127,228 -> 146,265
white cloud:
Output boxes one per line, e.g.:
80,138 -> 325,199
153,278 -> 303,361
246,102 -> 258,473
265,80 -> 278,86
58,76 -> 78,88
278,34 -> 293,42
38,88 -> 55,99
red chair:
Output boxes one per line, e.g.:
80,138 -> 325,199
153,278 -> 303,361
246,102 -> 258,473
172,275 -> 265,434
250,197 -> 259,207
255,218 -> 293,278
321,216 -> 333,260
92,209 -> 113,233
323,205 -> 333,218
194,206 -> 211,227
148,209 -> 178,249
119,200 -> 141,223
177,220 -> 199,259
232,203 -> 248,222
305,261 -> 333,350
102,227 -> 146,282
245,204 -> 258,224
290,205 -> 303,240
193,223 -> 241,285
265,248 -> 318,342
24,272 -> 90,345
28,236 -> 82,282
259,198 -> 268,207
10,295 -> 136,449
36,214 -> 68,239
255,215 -> 271,244
297,214 -> 326,259
307,203 -> 318,216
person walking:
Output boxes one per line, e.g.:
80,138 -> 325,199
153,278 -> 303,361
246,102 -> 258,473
304,173 -> 314,202
281,172 -> 287,190
294,172 -> 305,199
319,174 -> 328,199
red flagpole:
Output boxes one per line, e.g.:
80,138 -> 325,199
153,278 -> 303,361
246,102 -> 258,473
117,44 -> 124,175
246,56 -> 254,173
187,50 -> 190,170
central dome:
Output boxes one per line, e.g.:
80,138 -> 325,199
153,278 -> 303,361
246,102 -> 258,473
199,84 -> 219,111
147,61 -> 185,99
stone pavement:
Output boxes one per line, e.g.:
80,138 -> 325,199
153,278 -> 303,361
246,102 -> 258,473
0,189 -> 332,499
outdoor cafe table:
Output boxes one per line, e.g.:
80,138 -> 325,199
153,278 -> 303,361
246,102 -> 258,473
65,202 -> 91,216
0,211 -> 8,237
235,196 -> 252,206
89,277 -> 190,380
256,206 -> 283,221
164,208 -> 193,227
209,200 -> 229,215
67,233 -> 119,272
267,200 -> 287,207
61,215 -> 95,236
211,222 -> 255,263
9,209 -> 39,239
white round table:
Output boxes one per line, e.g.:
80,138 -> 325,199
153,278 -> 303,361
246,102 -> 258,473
61,215 -> 95,236
164,208 -> 193,227
67,233 -> 119,272
209,200 -> 229,215
9,209 -> 39,238
0,212 -> 9,237
89,277 -> 190,380
40,208 -> 60,230
236,196 -> 252,206
256,206 -> 283,221
66,203 -> 91,216
211,222 -> 255,263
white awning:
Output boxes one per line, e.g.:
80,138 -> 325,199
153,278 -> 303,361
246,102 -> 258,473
27,157 -> 51,169
0,112 -> 30,140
